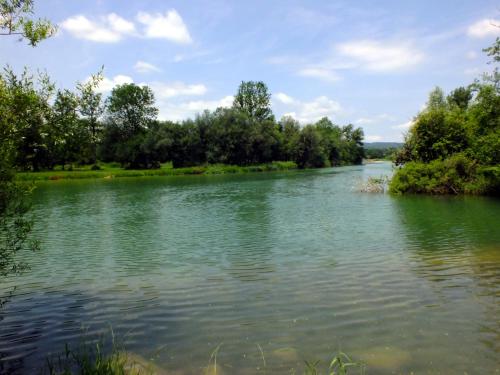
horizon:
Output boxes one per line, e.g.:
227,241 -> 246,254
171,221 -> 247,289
1,0 -> 498,142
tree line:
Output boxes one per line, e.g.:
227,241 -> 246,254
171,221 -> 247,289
390,37 -> 500,195
2,73 -> 365,171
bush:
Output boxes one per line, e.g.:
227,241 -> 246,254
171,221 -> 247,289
390,154 -> 499,195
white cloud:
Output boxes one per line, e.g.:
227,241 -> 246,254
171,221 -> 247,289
336,40 -> 424,71
365,135 -> 383,142
145,82 -> 207,100
298,67 -> 340,82
107,13 -> 136,34
61,13 -> 135,43
134,61 -> 161,73
137,10 -> 192,44
90,76 -> 207,102
276,94 -> 342,124
467,19 -> 500,38
392,120 -> 414,130
94,75 -> 134,93
157,96 -> 234,121
275,92 -> 295,104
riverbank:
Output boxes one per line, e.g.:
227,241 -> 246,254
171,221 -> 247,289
15,161 -> 298,181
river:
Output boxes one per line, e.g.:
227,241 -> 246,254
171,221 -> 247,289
1,162 -> 499,374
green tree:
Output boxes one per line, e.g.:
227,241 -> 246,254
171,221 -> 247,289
3,68 -> 54,171
279,116 -> 300,161
106,83 -> 158,136
0,0 -> 54,286
77,71 -> 104,165
296,125 -> 326,168
0,0 -> 56,46
0,72 -> 39,280
391,39 -> 500,195
233,81 -> 274,121
50,89 -> 87,168
103,83 -> 159,168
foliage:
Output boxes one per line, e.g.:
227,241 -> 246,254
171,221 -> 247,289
233,80 -> 274,121
0,0 -> 56,46
391,39 -> 500,195
4,75 -> 365,173
77,70 -> 105,165
0,69 -> 39,281
363,147 -> 398,160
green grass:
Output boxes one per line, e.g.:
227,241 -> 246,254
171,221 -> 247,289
16,161 -> 298,182
45,343 -> 365,375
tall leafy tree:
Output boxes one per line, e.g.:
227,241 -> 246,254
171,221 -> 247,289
77,71 -> 104,165
50,89 -> 86,168
102,83 -> 158,168
106,83 -> 158,136
233,81 -> 274,122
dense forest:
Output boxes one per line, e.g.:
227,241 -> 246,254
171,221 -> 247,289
1,72 -> 365,172
390,38 -> 500,195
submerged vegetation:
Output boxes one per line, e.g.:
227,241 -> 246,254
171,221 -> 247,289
44,338 -> 365,375
390,37 -> 500,195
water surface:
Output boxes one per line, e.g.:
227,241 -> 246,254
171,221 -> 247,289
1,163 -> 499,374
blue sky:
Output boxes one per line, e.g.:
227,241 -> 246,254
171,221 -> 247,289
1,0 -> 499,141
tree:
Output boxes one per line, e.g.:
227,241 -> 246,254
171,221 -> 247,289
0,72 -> 39,281
3,68 -> 54,171
296,125 -> 326,168
279,116 -> 300,161
50,89 -> 87,168
233,81 -> 274,121
106,83 -> 158,136
0,0 -> 56,46
77,71 -> 104,165
0,0 -> 54,288
391,38 -> 500,194
103,83 -> 159,168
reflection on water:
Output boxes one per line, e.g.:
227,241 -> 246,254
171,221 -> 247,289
0,163 -> 499,374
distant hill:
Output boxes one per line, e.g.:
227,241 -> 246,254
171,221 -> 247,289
364,142 -> 403,149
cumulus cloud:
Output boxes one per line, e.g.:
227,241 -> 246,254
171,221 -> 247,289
157,96 -> 234,121
275,93 -> 342,123
93,75 -> 134,93
467,19 -> 500,38
145,82 -> 207,99
336,40 -> 424,71
61,13 -> 135,43
90,75 -> 207,103
275,92 -> 295,104
61,9 -> 192,44
137,10 -> 192,44
134,61 -> 161,73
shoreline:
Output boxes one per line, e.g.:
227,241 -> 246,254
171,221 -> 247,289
15,161 -> 298,182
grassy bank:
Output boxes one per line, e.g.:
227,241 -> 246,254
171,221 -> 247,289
16,161 -> 298,182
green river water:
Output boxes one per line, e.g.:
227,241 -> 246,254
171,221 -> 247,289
1,162 -> 499,374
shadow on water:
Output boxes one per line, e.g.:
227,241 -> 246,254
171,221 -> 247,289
393,194 -> 500,372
